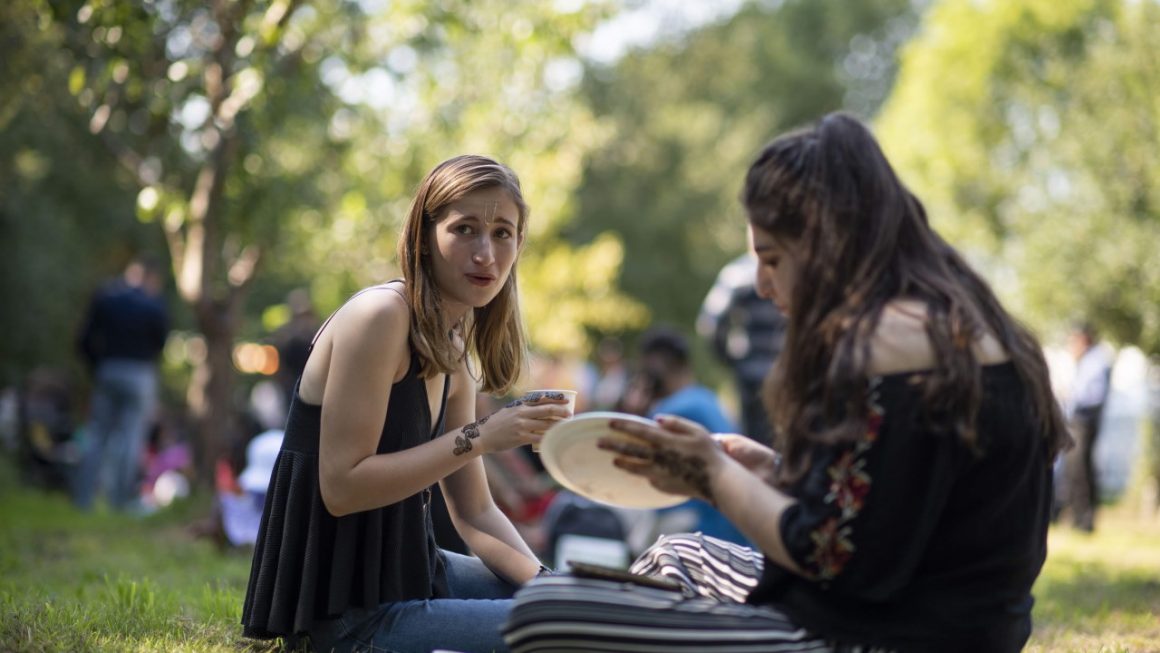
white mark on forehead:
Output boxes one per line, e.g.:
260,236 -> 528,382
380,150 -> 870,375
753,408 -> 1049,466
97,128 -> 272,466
443,190 -> 519,230
483,200 -> 499,221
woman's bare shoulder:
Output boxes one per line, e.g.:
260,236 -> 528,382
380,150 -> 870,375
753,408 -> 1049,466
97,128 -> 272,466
318,285 -> 411,355
346,283 -> 409,319
300,285 -> 411,402
865,300 -> 935,376
865,299 -> 1009,376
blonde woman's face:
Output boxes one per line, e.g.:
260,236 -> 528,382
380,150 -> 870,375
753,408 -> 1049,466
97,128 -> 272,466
428,186 -> 522,314
749,223 -> 799,317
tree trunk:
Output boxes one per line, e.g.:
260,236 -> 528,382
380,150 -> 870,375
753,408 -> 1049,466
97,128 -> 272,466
187,296 -> 240,489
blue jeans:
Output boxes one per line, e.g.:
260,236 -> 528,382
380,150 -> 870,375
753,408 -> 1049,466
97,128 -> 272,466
309,550 -> 518,653
73,360 -> 158,511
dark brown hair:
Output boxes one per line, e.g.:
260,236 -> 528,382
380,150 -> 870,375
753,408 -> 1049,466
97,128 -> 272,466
742,112 -> 1069,484
397,154 -> 529,395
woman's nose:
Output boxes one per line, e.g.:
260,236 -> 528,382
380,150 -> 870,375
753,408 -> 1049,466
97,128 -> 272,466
472,238 -> 494,264
754,272 -> 774,300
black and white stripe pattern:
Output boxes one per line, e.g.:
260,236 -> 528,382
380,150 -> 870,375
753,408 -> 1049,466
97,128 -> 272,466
629,533 -> 764,604
504,533 -> 897,653
503,574 -> 831,652
504,533 -> 831,652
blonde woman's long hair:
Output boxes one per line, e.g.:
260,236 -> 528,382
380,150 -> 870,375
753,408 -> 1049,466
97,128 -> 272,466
397,154 -> 529,395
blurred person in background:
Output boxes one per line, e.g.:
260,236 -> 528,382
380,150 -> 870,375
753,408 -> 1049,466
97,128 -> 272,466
588,337 -> 630,412
73,255 -> 170,513
139,412 -> 193,511
272,287 -> 320,415
698,252 -> 787,445
1057,321 -> 1113,532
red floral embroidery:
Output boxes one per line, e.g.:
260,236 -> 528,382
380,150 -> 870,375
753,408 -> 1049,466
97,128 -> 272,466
806,387 -> 885,580
808,517 -> 855,579
825,452 -> 871,519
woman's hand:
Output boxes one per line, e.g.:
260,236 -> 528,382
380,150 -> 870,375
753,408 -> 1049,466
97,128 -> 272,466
467,392 -> 573,455
597,414 -> 728,503
715,433 -> 780,485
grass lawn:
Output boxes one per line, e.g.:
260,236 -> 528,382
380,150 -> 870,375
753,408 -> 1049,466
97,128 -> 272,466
2,468 -> 1159,652
0,477 -> 273,653
1027,499 -> 1160,653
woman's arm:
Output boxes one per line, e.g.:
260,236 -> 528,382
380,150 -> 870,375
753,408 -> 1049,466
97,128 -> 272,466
316,291 -> 568,517
440,367 -> 546,584
317,291 -> 477,516
442,460 -> 544,584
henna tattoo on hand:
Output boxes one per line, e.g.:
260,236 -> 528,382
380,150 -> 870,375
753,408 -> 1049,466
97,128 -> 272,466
652,449 -> 714,503
510,391 -> 565,407
456,393 -> 567,455
452,414 -> 491,456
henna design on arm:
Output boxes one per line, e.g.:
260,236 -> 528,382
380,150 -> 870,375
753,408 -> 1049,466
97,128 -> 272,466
452,414 -> 491,456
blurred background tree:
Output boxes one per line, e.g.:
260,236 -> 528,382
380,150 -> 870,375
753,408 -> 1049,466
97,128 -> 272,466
0,0 -> 149,387
877,0 -> 1160,355
0,0 -> 928,482
7,0 -> 1158,490
1,0 -> 644,483
565,0 -> 923,350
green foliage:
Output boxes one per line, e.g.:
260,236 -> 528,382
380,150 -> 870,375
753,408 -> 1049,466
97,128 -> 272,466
0,0 -> 152,387
264,0 -> 649,355
568,0 -> 922,340
878,0 -> 1160,352
1,0 -> 647,405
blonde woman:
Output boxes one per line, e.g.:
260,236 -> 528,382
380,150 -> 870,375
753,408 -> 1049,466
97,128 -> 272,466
243,155 -> 570,653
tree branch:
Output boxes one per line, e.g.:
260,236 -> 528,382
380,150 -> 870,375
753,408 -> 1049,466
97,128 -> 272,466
227,244 -> 262,290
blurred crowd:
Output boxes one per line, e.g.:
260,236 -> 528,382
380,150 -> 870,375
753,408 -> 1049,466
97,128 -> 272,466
0,251 -> 1130,571
0,253 -> 785,569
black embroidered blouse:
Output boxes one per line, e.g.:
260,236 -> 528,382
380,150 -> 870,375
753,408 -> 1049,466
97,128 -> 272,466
747,362 -> 1054,653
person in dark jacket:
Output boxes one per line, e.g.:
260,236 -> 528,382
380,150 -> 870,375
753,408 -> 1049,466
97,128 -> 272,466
74,256 -> 170,511
1058,321 -> 1113,531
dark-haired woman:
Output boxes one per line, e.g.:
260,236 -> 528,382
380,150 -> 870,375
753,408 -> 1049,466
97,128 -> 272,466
503,113 -> 1068,653
241,155 -> 571,653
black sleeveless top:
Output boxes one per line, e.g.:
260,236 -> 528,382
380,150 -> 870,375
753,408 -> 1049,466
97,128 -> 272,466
241,289 -> 452,639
